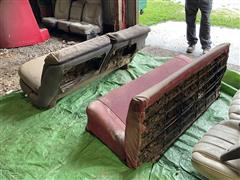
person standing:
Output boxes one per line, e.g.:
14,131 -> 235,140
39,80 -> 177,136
185,0 -> 213,54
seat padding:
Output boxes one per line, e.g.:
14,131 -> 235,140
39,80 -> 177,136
229,90 -> 240,121
57,0 -> 85,32
69,21 -> 101,35
192,120 -> 240,180
54,0 -> 71,19
87,55 -> 192,160
69,0 -> 84,21
45,35 -> 111,65
87,101 -> 126,159
82,0 -> 102,27
107,25 -> 152,43
19,55 -> 47,92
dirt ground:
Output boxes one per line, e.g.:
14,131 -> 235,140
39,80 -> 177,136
0,32 -> 83,96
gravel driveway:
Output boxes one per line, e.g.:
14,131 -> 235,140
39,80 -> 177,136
0,32 -> 82,96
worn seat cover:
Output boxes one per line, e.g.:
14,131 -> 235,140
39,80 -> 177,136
68,0 -> 84,21
192,120 -> 240,180
43,0 -> 102,36
19,55 -> 47,92
45,35 -> 111,65
60,0 -> 102,35
229,90 -> 240,121
58,0 -> 85,32
87,55 -> 192,159
68,0 -> 102,35
54,0 -> 71,19
82,0 -> 102,27
107,25 -> 152,43
99,56 -> 191,122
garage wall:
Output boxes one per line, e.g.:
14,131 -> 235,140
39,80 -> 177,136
126,0 -> 138,27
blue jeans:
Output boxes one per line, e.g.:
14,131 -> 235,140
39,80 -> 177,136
185,0 -> 212,49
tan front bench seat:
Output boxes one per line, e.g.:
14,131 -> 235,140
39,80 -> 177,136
192,120 -> 240,180
229,90 -> 240,121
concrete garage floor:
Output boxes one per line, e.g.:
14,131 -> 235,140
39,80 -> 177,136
146,21 -> 240,71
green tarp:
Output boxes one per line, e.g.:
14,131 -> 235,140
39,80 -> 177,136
0,53 -> 234,179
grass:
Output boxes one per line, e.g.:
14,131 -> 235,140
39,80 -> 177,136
139,0 -> 240,29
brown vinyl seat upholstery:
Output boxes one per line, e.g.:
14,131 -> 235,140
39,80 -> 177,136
42,0 -> 71,28
229,90 -> 240,121
86,43 -> 230,168
192,120 -> 240,180
19,25 -> 150,108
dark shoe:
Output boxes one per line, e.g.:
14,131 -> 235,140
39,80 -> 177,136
186,45 -> 195,53
202,48 -> 210,55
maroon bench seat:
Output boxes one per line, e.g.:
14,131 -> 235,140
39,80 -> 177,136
86,43 -> 230,168
87,55 -> 192,160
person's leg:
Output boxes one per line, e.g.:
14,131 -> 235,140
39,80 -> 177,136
199,0 -> 212,52
185,0 -> 198,47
